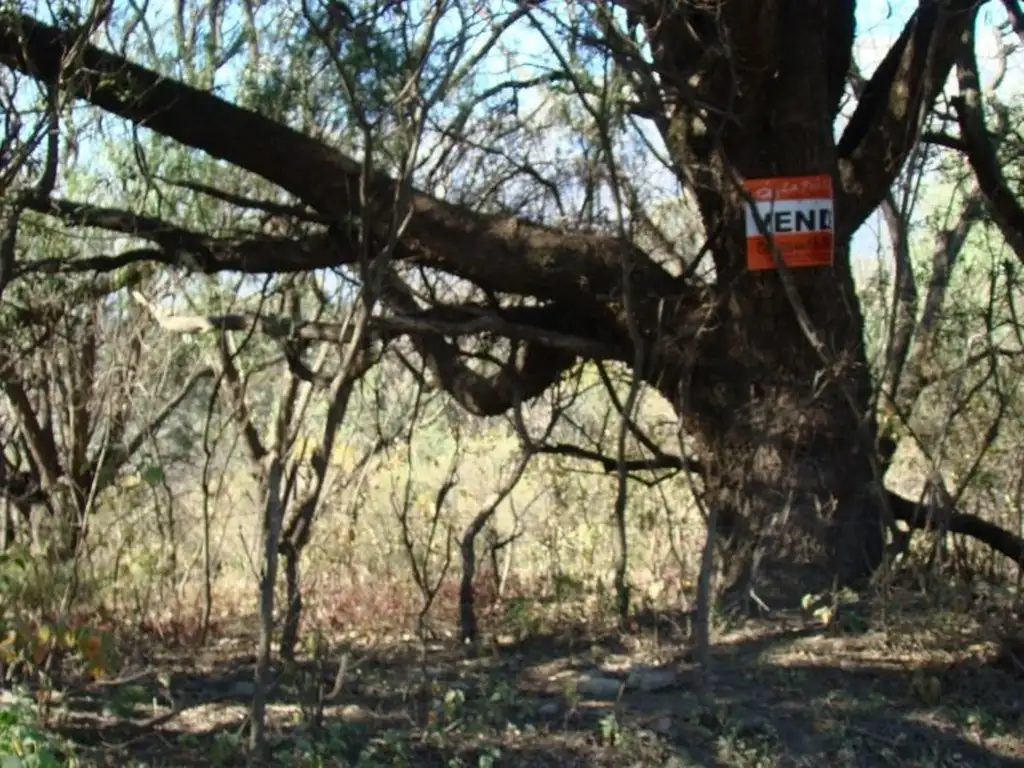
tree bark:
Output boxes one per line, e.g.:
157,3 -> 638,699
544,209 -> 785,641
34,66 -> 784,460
250,455 -> 286,758
458,522 -> 482,647
280,548 -> 302,662
653,291 -> 886,604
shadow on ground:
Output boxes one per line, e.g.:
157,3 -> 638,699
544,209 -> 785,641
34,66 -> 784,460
43,600 -> 1024,767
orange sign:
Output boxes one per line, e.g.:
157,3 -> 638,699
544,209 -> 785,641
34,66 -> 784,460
744,174 -> 834,271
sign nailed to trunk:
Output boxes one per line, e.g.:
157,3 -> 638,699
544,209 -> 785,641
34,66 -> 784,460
744,174 -> 834,271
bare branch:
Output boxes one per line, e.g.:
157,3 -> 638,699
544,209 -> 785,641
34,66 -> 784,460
838,1 -> 981,232
894,192 -> 984,411
93,365 -> 216,490
536,441 -> 702,477
921,131 -> 967,151
889,493 -> 1024,567
952,21 -> 1024,263
130,289 -> 617,359
216,332 -> 269,464
878,192 -> 919,404
1000,0 -> 1024,45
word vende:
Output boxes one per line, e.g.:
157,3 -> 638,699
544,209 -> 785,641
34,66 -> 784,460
744,174 -> 834,271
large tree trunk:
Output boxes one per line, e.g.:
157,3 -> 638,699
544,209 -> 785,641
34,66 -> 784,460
655,284 -> 886,604
665,323 -> 885,603
649,2 -> 885,602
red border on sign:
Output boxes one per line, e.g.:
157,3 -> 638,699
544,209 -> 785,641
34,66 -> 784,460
744,174 -> 834,271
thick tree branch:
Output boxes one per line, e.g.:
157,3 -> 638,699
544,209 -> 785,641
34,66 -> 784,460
19,196 -> 455,280
380,273 -> 578,417
22,196 -> 689,358
887,493 -> 1024,567
838,0 -> 983,232
921,131 -> 967,151
0,13 -> 684,310
952,22 -> 1024,263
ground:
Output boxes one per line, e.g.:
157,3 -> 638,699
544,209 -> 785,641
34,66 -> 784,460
9,588 -> 1024,768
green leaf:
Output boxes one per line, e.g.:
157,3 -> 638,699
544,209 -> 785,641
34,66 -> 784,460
141,465 -> 166,488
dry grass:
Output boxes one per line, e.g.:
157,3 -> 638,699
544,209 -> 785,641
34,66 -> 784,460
4,575 -> 1019,768
4,407 -> 1022,767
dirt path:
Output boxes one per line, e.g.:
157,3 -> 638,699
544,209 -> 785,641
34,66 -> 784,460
38,601 -> 1024,767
